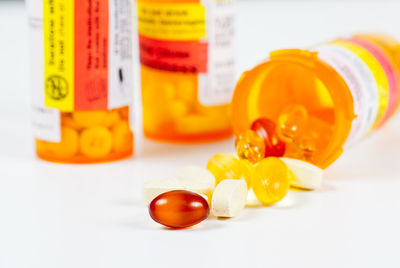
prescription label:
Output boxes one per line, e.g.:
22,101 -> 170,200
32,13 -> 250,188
139,35 -> 208,73
74,0 -> 109,110
43,0 -> 75,111
42,0 -> 132,112
108,0 -> 133,110
137,2 -> 206,41
28,0 -> 61,142
198,0 -> 235,106
333,41 -> 389,129
32,106 -> 61,142
28,0 -> 133,141
137,1 -> 207,74
137,0 -> 235,106
345,38 -> 398,126
316,44 -> 380,148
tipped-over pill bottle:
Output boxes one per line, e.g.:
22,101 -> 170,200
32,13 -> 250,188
137,0 -> 235,142
232,34 -> 400,168
27,0 -> 134,163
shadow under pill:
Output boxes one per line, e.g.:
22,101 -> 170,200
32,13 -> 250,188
116,212 -> 224,231
316,182 -> 335,192
159,221 -> 224,231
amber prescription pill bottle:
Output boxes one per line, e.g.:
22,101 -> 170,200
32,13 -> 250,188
232,34 -> 400,168
27,0 -> 134,163
137,0 -> 235,142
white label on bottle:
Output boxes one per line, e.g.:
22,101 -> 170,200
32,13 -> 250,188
108,0 -> 133,110
28,0 -> 44,107
315,44 -> 379,148
28,0 -> 61,142
32,106 -> 61,142
198,0 -> 235,106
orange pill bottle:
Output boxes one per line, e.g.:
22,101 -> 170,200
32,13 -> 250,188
232,34 -> 400,168
28,0 -> 134,163
137,0 -> 235,142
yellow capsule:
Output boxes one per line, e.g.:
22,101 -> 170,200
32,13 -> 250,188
73,111 -> 107,128
298,136 -> 316,161
102,110 -> 121,128
235,130 -> 265,164
288,135 -> 316,162
80,126 -> 113,158
252,157 -> 290,205
207,153 -> 253,189
40,127 -> 79,158
277,105 -> 308,143
112,121 -> 133,153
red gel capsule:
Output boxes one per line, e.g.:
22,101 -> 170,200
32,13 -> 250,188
149,190 -> 210,229
251,118 -> 286,157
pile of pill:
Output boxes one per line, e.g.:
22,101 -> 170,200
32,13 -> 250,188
236,106 -> 314,164
141,67 -> 231,140
36,106 -> 133,162
143,115 -> 324,229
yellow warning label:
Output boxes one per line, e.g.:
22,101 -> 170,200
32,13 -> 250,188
44,0 -> 75,111
137,2 -> 206,41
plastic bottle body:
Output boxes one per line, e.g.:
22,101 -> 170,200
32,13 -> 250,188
35,108 -> 133,164
232,34 -> 400,168
138,0 -> 235,142
28,0 -> 134,163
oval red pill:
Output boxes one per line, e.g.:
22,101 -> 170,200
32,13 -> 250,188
149,190 -> 210,229
251,118 -> 286,157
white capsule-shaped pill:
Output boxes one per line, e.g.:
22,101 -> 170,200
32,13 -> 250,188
211,179 -> 247,218
280,157 -> 324,190
141,178 -> 183,205
142,170 -> 215,206
177,165 -> 216,198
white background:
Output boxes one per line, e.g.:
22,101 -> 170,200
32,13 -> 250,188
1,1 -> 400,267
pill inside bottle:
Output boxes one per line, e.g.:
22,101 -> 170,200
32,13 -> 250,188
232,34 -> 400,168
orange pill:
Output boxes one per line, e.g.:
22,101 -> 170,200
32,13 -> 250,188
45,127 -> 79,158
251,118 -> 286,157
102,110 -> 121,128
149,190 -> 210,229
277,105 -> 308,143
112,121 -> 133,153
73,111 -> 107,128
235,129 -> 266,163
80,126 -> 113,158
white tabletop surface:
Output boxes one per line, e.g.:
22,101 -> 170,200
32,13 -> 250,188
1,1 -> 400,267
